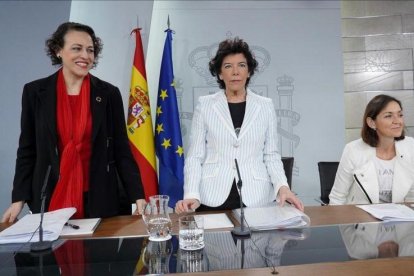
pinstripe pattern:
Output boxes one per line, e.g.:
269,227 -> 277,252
184,89 -> 288,207
203,231 -> 285,270
203,232 -> 240,270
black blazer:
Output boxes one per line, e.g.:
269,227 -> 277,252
11,71 -> 144,218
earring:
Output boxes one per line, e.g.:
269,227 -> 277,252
57,54 -> 61,59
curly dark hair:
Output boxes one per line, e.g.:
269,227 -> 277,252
361,94 -> 405,147
209,37 -> 258,89
45,22 -> 103,68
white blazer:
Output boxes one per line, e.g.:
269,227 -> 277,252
329,137 -> 414,205
184,90 -> 288,207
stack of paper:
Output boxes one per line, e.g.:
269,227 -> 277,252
233,205 -> 310,231
0,207 -> 76,244
357,203 -> 414,222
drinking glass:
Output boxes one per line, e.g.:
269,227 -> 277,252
179,215 -> 204,250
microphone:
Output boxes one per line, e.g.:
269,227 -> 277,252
232,159 -> 251,237
31,165 -> 52,252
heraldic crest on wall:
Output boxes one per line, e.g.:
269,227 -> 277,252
275,74 -> 301,175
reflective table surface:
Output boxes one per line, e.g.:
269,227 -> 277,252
1,221 -> 413,275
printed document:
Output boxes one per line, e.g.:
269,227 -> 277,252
357,203 -> 414,222
233,205 -> 310,231
0,207 -> 76,244
199,213 -> 234,229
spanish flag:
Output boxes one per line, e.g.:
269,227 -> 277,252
127,28 -> 158,199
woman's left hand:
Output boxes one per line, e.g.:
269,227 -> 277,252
133,199 -> 147,215
277,186 -> 304,212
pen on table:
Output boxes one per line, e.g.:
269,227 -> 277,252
65,222 -> 80,230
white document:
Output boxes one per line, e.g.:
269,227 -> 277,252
357,203 -> 414,222
200,213 -> 234,230
0,207 -> 76,244
60,218 -> 101,236
233,205 -> 310,231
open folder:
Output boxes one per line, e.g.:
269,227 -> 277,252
233,205 -> 310,231
0,207 -> 76,244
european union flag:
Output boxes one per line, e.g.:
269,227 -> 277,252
155,28 -> 184,208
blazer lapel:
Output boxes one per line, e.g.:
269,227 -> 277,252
38,73 -> 58,145
90,76 -> 108,142
238,92 -> 260,140
212,92 -> 237,139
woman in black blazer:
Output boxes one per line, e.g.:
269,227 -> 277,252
2,22 -> 145,222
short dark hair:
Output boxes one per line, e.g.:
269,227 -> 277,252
45,22 -> 103,68
209,37 -> 258,89
361,94 -> 405,147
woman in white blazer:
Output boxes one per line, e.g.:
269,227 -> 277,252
175,38 -> 303,213
329,94 -> 414,205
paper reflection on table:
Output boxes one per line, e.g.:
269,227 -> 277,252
339,222 -> 414,259
203,228 -> 310,271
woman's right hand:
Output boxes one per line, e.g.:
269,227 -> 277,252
175,199 -> 200,214
1,201 -> 24,223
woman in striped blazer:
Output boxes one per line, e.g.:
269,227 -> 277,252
175,38 -> 303,213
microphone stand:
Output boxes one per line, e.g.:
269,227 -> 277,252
31,165 -> 53,252
232,159 -> 250,237
241,238 -> 245,269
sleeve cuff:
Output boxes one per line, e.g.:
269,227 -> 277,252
183,192 -> 201,202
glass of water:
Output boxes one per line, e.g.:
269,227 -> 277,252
179,215 -> 205,250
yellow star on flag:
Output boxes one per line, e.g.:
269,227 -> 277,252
171,79 -> 176,88
156,124 -> 164,135
176,145 -> 184,157
156,106 -> 162,116
159,89 -> 168,100
161,138 -> 171,150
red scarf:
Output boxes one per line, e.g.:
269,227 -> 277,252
49,69 -> 90,218
54,240 -> 86,276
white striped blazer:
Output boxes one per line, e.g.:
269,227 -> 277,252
184,89 -> 288,207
